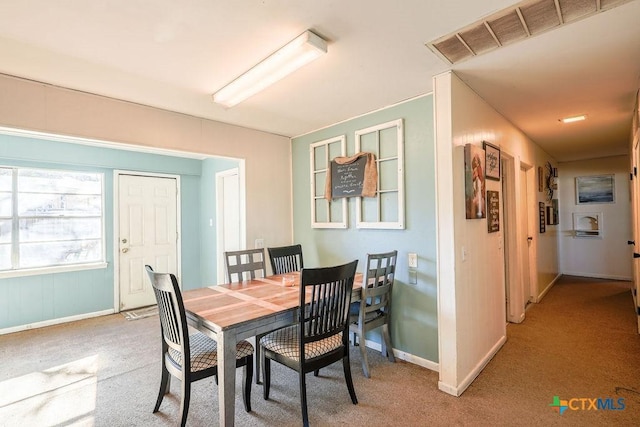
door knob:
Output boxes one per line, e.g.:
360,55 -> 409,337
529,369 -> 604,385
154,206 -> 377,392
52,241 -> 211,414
628,240 -> 635,245
122,248 -> 129,253
634,253 -> 640,259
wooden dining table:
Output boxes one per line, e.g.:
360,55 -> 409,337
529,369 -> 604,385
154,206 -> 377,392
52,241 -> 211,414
182,271 -> 363,427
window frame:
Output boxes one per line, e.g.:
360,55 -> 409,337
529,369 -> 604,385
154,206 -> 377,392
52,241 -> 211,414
0,166 -> 107,278
309,136 -> 348,229
355,119 -> 405,229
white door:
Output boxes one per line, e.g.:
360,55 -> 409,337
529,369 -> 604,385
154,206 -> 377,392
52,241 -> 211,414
502,158 -> 511,320
632,135 -> 640,333
519,166 -> 532,309
216,168 -> 242,284
118,174 -> 178,310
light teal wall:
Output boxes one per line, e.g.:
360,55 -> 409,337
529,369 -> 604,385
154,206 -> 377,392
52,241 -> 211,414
292,95 -> 438,362
0,134 -> 226,329
200,157 -> 240,285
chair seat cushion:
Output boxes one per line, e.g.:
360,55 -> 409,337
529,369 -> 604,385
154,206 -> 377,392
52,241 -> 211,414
168,332 -> 254,372
260,325 -> 342,362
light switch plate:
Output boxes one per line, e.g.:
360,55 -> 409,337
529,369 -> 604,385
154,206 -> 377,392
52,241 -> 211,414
408,253 -> 418,268
255,238 -> 264,249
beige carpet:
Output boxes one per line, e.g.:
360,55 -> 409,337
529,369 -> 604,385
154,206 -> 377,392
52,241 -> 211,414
0,275 -> 639,426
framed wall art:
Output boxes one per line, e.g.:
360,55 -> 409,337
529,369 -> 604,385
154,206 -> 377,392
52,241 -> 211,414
483,141 -> 501,181
464,144 -> 486,219
487,190 -> 500,232
576,175 -> 615,204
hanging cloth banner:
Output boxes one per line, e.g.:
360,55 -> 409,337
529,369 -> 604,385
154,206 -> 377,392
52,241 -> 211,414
325,152 -> 378,200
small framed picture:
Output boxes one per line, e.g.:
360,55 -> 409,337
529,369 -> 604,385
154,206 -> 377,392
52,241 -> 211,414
483,141 -> 501,181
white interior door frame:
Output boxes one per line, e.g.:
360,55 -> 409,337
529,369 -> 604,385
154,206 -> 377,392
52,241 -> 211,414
215,163 -> 246,284
632,133 -> 640,333
524,164 -> 538,303
113,170 -> 182,312
502,153 -> 524,323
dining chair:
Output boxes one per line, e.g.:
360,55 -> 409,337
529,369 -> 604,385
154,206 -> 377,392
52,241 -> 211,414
349,250 -> 397,378
260,260 -> 359,427
224,248 -> 268,383
145,265 -> 254,427
224,248 -> 267,282
267,244 -> 304,275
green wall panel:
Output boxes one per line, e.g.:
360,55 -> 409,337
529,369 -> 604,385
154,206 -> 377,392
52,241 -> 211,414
291,95 -> 438,362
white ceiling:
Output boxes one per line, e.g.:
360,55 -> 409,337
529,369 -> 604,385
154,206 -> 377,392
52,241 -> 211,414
0,0 -> 638,162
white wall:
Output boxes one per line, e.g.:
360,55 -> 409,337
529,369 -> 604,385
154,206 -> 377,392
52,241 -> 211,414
559,155 -> 632,280
0,73 -> 292,252
434,71 -> 560,396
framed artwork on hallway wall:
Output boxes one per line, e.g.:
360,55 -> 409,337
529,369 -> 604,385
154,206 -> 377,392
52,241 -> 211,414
483,141 -> 500,180
464,144 -> 486,219
576,175 -> 615,204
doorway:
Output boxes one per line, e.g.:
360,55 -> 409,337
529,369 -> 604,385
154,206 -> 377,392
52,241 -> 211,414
216,167 -> 245,284
116,172 -> 180,311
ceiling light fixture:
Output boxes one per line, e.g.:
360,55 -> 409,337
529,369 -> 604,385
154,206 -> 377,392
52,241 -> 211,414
559,114 -> 587,124
212,30 -> 327,108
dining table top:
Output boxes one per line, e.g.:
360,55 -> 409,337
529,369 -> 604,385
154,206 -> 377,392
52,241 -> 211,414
182,271 -> 363,331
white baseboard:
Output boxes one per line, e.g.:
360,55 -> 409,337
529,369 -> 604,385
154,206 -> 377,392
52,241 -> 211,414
560,271 -> 633,282
359,338 -> 439,372
438,335 -> 507,397
537,273 -> 562,302
0,309 -> 115,336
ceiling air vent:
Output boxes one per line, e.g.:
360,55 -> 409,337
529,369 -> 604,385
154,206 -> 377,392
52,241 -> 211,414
427,0 -> 633,64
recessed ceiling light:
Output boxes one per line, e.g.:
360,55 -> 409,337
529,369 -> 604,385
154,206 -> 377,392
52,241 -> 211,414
559,114 -> 587,124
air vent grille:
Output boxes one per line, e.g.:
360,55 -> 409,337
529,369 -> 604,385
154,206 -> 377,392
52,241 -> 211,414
459,24 -> 499,55
488,11 -> 528,45
560,0 -> 597,22
427,0 -> 632,64
520,0 -> 561,34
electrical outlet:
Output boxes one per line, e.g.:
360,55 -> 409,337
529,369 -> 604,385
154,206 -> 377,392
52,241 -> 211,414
408,253 -> 417,268
409,269 -> 417,285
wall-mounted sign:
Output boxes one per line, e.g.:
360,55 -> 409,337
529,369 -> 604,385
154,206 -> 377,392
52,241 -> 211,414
325,152 -> 377,199
487,190 -> 500,233
331,155 -> 367,198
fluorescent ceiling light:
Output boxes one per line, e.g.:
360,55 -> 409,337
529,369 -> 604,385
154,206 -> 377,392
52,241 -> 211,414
212,30 -> 327,108
559,114 -> 587,123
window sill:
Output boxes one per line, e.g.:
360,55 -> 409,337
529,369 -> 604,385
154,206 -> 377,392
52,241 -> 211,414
0,262 -> 108,279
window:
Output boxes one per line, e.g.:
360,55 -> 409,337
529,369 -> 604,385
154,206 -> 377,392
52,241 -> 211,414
355,119 -> 404,229
310,136 -> 347,228
0,167 -> 104,272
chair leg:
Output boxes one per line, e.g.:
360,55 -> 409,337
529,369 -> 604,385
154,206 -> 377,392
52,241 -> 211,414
153,363 -> 171,412
179,375 -> 191,427
242,355 -> 253,412
255,335 -> 262,384
300,371 -> 309,427
382,323 -> 395,362
342,354 -> 358,405
357,330 -> 371,378
263,355 -> 271,400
